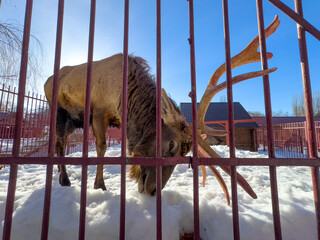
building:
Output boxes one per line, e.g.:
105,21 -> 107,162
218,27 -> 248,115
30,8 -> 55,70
180,102 -> 260,151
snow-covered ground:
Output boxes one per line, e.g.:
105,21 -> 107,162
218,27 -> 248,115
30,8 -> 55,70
0,145 -> 317,240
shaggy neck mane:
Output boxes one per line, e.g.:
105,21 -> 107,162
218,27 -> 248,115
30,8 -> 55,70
126,56 -> 157,145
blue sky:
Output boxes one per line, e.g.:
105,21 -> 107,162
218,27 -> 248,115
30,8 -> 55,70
1,0 -> 319,115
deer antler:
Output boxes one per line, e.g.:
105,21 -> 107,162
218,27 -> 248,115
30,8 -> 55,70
197,15 -> 280,202
197,15 -> 280,136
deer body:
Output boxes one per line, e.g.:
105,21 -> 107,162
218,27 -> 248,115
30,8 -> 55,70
45,54 -> 123,125
44,54 -> 192,195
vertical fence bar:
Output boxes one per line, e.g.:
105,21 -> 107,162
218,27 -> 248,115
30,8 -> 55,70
24,92 -> 30,154
120,0 -> 129,239
294,1 -> 320,238
263,125 -> 266,151
7,88 -> 16,154
256,1 -> 282,239
41,0 -> 64,239
32,94 -> 39,153
4,87 -> 14,154
187,0 -> 199,239
0,87 -> 6,155
2,0 -> 33,239
222,0 -> 239,239
39,96 -> 46,143
78,0 -> 96,239
295,123 -> 298,158
27,93 -> 34,156
0,86 -> 11,155
0,84 -> 4,110
8,88 -> 14,154
4,89 -> 10,153
31,95 -> 37,152
0,85 -> 4,155
156,0 -> 163,239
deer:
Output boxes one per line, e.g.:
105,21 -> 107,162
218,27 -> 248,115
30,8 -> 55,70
44,15 -> 280,203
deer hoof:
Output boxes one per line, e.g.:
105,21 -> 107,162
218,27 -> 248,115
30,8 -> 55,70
59,174 -> 71,187
94,179 -> 107,191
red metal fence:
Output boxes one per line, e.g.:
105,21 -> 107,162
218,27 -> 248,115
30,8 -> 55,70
66,127 -> 121,155
0,85 -> 50,157
1,1 -> 320,240
0,84 -> 121,157
258,121 -> 320,158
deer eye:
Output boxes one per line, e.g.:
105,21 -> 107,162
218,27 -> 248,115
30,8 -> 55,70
169,140 -> 174,152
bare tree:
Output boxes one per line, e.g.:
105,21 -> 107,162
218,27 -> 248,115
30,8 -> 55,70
313,91 -> 320,117
292,91 -> 320,117
0,20 -> 43,89
272,109 -> 289,117
248,111 -> 265,117
219,95 -> 227,102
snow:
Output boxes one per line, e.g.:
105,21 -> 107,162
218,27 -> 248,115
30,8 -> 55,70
0,145 -> 317,240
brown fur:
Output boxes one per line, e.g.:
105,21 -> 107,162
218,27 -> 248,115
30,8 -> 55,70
44,53 -> 192,195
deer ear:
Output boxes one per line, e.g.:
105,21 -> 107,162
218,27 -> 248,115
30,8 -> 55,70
161,89 -> 190,137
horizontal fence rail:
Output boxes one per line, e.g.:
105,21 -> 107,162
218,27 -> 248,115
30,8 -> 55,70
1,0 -> 320,240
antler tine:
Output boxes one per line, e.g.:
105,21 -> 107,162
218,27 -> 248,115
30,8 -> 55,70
199,147 -> 231,205
208,68 -> 277,98
197,134 -> 257,199
197,15 -> 280,136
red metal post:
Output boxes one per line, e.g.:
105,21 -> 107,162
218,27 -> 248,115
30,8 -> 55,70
187,0 -> 199,239
41,1 -> 65,239
222,1 -> 240,239
256,1 -> 282,239
294,1 -> 320,238
3,0 -> 33,239
78,0 -> 96,239
156,0 -> 163,239
268,0 -> 320,41
120,0 -> 129,239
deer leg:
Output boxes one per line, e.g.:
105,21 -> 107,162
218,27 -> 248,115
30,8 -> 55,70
56,107 -> 76,187
56,137 -> 71,186
92,112 -> 108,190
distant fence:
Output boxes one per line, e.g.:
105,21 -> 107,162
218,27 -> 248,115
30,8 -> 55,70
257,121 -> 320,158
0,84 -> 121,157
66,127 -> 121,155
